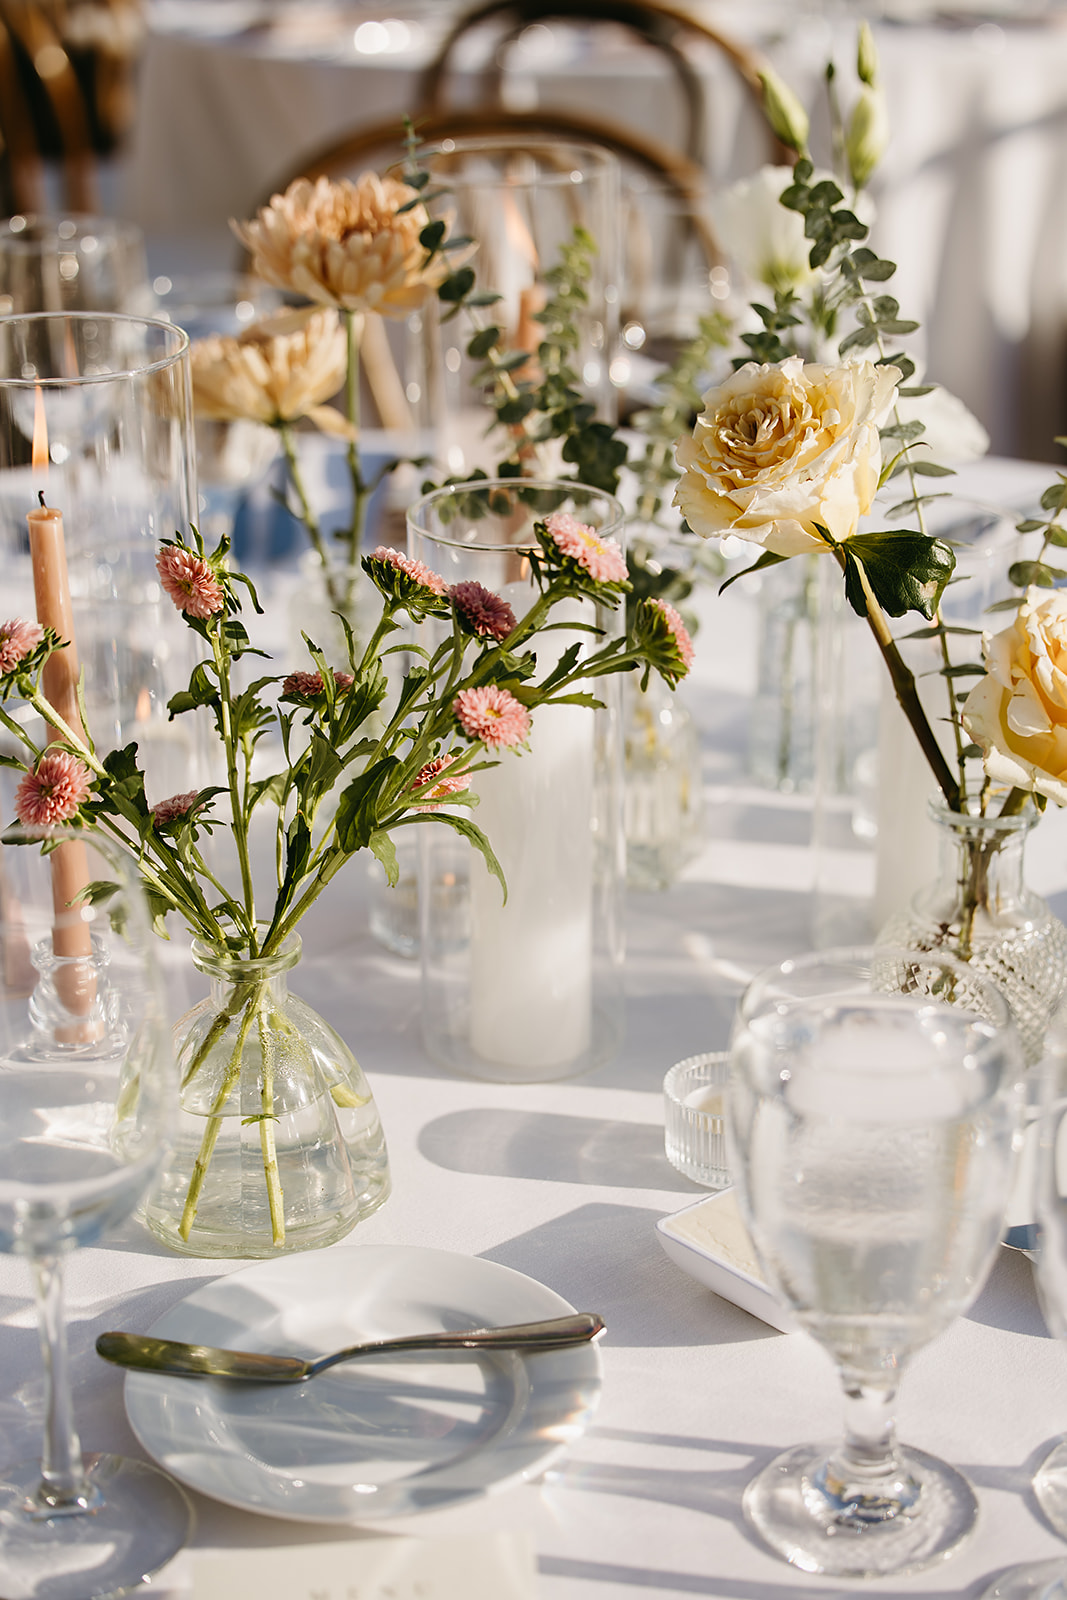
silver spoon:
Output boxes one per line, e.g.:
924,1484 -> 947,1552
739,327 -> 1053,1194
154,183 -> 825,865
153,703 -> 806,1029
95,1311 -> 605,1383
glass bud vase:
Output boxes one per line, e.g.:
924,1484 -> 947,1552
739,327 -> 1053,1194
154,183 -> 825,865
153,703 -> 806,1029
623,673 -> 703,891
878,802 -> 1067,1067
144,935 -> 390,1258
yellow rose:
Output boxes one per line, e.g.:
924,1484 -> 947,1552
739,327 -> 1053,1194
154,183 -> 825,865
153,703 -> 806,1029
674,356 -> 899,557
190,306 -> 354,437
962,588 -> 1067,806
231,172 -> 449,317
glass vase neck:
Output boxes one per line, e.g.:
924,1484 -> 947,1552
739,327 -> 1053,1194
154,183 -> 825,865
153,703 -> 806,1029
190,934 -> 301,985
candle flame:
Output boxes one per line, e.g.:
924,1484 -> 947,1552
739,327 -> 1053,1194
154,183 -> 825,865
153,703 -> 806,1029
31,386 -> 48,474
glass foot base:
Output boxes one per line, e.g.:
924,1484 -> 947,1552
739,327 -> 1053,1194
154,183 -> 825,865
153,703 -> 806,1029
1035,1440 -> 1067,1537
0,1453 -> 193,1599
980,1560 -> 1067,1600
744,1439 -> 979,1577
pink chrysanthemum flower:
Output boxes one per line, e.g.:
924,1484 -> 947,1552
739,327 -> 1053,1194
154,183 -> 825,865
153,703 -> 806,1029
543,511 -> 628,584
0,618 -> 43,672
281,669 -> 353,699
370,545 -> 447,596
453,686 -> 530,749
14,750 -> 92,827
157,546 -> 225,619
408,753 -> 472,809
151,791 -> 200,827
450,581 -> 516,641
653,599 -> 695,670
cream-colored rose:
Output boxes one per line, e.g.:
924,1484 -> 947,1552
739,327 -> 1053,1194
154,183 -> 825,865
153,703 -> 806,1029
674,356 -> 899,556
231,172 -> 448,316
962,588 -> 1067,807
190,306 -> 354,437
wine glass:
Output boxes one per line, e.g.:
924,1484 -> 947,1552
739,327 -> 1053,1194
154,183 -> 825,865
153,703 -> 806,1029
728,945 -> 1024,1579
0,829 -> 191,1600
980,1000 -> 1067,1600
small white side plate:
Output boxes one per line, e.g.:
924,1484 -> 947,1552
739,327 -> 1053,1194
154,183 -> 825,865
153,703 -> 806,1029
656,1189 -> 796,1333
123,1245 -> 602,1523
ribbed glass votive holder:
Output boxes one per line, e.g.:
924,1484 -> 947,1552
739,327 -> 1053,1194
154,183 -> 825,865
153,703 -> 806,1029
664,1052 -> 730,1188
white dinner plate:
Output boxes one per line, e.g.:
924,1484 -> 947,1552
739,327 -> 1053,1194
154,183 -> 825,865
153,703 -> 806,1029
124,1245 -> 602,1522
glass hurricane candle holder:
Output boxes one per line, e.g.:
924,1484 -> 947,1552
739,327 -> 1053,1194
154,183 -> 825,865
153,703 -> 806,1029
400,139 -> 621,480
0,312 -> 204,804
408,477 -> 626,1084
0,214 -> 148,316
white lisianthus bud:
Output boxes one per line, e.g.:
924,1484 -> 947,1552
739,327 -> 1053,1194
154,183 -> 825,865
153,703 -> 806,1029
857,21 -> 879,88
846,84 -> 890,189
758,67 -> 810,157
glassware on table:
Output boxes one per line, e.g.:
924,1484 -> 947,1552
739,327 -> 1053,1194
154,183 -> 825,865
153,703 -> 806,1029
0,829 -> 190,1600
0,215 -> 148,316
134,271 -> 282,551
729,945 -> 1023,1578
408,478 -> 625,1083
0,311 -> 204,807
663,1051 -> 729,1188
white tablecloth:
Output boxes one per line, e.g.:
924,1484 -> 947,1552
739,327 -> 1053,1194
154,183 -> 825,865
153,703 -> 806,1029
120,4 -> 1067,458
4,456 -> 1067,1596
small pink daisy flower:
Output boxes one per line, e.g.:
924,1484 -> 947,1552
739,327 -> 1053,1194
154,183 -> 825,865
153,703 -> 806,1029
157,545 -> 225,618
453,686 -> 530,749
408,753 -> 472,809
543,511 -> 627,584
281,669 -> 353,699
653,599 -> 695,670
450,581 -> 516,641
370,545 -> 447,596
0,618 -> 43,672
151,791 -> 200,827
14,750 -> 92,827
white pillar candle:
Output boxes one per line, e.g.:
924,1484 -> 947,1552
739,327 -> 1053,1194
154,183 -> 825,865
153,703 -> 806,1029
468,597 -> 594,1072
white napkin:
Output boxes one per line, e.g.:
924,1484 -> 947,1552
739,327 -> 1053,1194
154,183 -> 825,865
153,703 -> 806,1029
191,1533 -> 536,1600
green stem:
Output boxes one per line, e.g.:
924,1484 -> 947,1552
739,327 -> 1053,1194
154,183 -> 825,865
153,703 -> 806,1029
279,423 -> 345,613
256,1002 -> 285,1247
211,623 -> 257,948
179,985 -> 261,1240
344,310 -> 367,582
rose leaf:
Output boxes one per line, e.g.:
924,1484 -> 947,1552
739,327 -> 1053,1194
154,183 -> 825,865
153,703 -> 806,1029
841,530 -> 956,620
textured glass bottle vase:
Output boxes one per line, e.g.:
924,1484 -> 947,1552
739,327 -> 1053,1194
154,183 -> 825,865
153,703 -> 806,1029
624,673 -> 703,891
144,936 -> 389,1258
878,804 -> 1067,1067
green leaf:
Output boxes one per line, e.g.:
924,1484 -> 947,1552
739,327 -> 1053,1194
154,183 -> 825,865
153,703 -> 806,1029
466,326 -> 501,360
1041,481 -> 1067,512
418,219 -> 446,251
1009,560 -> 1067,588
841,529 -> 956,619
897,385 -> 935,398
1016,519 -> 1046,533
851,249 -> 896,281
427,811 -> 507,903
880,420 -> 925,443
838,323 -> 880,355
886,493 -> 952,519
912,461 -> 956,478
719,549 -> 788,594
369,830 -> 399,889
438,266 -> 475,304
335,758 -> 401,854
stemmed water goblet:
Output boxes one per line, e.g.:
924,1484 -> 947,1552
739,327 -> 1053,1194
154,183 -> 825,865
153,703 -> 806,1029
728,945 -> 1024,1578
0,830 -> 190,1599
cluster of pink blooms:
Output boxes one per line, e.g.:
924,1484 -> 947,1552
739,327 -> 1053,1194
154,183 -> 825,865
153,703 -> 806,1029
151,791 -> 200,827
449,580 -> 516,642
543,511 -> 628,585
0,618 -> 44,674
157,546 -> 225,619
281,669 -> 355,699
369,545 -> 447,596
408,752 -> 472,809
652,599 -> 695,670
14,749 -> 92,827
452,685 -> 530,749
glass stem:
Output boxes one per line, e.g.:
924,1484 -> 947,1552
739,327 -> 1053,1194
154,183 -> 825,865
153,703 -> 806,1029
839,1379 -> 900,1479
31,1254 -> 100,1515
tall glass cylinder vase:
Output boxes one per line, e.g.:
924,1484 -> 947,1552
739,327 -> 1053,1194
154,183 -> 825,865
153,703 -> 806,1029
401,139 -> 621,480
408,478 -> 625,1083
0,312 -> 203,805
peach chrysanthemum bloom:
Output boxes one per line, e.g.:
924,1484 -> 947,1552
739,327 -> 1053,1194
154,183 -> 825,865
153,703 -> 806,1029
157,546 -> 225,619
15,750 -> 92,826
450,581 -> 516,642
652,599 -> 695,670
543,511 -> 628,584
190,307 -> 352,438
453,686 -> 531,749
231,173 -> 449,317
369,546 -> 448,596
151,791 -> 200,827
0,618 -> 43,672
281,669 -> 354,699
408,752 -> 472,809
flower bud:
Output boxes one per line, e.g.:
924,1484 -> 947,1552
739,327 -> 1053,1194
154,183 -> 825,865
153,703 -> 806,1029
857,21 -> 879,88
846,84 -> 889,189
758,67 -> 810,156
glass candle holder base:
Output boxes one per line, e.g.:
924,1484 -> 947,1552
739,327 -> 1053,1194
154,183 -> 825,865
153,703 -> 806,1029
664,1053 -> 729,1188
